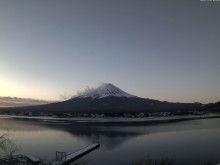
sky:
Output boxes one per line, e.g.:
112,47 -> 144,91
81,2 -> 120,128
0,0 -> 220,103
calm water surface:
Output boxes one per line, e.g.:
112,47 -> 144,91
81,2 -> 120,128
0,117 -> 220,165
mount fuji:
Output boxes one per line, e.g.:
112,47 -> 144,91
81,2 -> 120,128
75,83 -> 136,99
1,83 -> 202,114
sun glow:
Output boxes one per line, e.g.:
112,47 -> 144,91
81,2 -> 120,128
0,78 -> 30,97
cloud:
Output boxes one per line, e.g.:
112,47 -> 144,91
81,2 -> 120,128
0,97 -> 52,107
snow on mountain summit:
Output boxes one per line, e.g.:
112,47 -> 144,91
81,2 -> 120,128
76,83 -> 136,99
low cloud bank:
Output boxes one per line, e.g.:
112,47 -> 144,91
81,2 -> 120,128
0,97 -> 51,107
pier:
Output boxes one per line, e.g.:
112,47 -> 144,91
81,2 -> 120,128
51,143 -> 100,165
25,154 -> 41,163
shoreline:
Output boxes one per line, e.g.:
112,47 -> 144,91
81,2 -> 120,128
0,113 -> 220,126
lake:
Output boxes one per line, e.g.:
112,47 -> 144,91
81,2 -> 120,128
0,117 -> 220,165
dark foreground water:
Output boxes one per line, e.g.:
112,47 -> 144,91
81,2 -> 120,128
0,117 -> 220,165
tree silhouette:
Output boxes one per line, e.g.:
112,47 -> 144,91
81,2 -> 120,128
0,134 -> 19,159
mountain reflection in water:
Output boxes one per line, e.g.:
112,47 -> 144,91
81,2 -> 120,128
0,117 -> 220,165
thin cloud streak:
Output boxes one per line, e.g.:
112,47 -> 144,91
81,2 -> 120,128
0,97 -> 52,107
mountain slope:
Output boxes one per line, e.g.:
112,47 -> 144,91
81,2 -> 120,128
204,102 -> 220,112
0,83 -> 203,114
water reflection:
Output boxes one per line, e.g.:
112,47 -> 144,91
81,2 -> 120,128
0,117 -> 220,164
0,118 -> 142,150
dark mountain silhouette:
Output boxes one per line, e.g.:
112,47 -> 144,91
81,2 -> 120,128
0,83 -> 202,113
204,102 -> 220,112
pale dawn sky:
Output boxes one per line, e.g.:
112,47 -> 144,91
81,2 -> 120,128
0,0 -> 220,103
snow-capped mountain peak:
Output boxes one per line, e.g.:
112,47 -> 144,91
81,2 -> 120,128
76,83 -> 136,99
